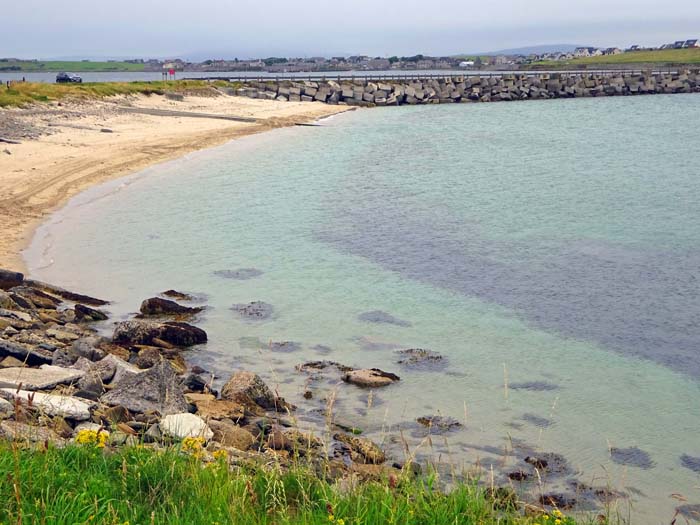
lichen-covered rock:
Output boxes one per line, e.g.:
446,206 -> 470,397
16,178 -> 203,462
1,389 -> 92,420
221,371 -> 290,412
342,368 -> 400,388
113,320 -> 207,347
209,419 -> 256,450
334,432 -> 386,464
101,360 -> 187,415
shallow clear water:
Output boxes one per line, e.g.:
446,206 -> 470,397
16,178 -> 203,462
27,95 -> 700,522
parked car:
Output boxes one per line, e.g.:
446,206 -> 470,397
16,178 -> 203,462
56,72 -> 82,83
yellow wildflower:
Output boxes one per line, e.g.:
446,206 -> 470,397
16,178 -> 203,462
552,510 -> 563,517
328,515 -> 335,522
543,516 -> 549,521
337,520 -> 345,525
75,428 -> 108,448
213,449 -> 229,461
182,436 -> 206,453
555,520 -> 562,525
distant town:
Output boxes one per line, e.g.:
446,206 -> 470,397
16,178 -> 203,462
1,39 -> 698,73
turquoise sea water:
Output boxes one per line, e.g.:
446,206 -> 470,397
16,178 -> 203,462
27,95 -> 700,522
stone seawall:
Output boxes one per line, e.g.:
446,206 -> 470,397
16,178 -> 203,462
230,70 -> 700,105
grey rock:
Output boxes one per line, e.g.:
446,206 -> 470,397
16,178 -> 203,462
221,371 -> 289,412
101,360 -> 188,415
0,364 -> 85,390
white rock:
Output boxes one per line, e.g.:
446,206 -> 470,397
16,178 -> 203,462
160,413 -> 213,440
1,388 -> 92,420
0,365 -> 85,390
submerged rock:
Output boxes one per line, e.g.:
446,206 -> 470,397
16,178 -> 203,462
343,368 -> 400,388
113,320 -> 207,347
539,493 -> 577,509
161,290 -> 193,300
395,348 -> 445,369
231,301 -> 274,321
269,341 -> 301,353
139,297 -> 203,317
521,413 -> 553,428
101,360 -> 188,415
610,446 -> 655,469
358,310 -> 411,327
416,415 -> 462,432
213,268 -> 263,280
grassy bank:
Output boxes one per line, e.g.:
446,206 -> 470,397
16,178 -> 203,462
531,48 -> 700,68
0,441 -> 580,525
0,80 -> 231,108
0,60 -> 146,72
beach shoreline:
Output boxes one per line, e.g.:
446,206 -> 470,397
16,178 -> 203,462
0,92 -> 352,273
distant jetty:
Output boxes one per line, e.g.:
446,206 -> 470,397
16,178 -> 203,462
219,70 -> 700,105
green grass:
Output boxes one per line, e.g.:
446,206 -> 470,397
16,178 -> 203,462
0,441 -> 584,525
531,48 -> 700,68
0,60 -> 146,72
0,80 -> 233,108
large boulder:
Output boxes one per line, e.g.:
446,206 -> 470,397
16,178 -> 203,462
113,320 -> 207,347
342,369 -> 400,388
139,297 -> 203,317
101,360 -> 187,415
0,270 -> 23,291
221,371 -> 289,412
160,413 -> 213,440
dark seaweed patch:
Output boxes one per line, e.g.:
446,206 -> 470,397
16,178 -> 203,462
213,268 -> 263,280
358,310 -> 411,327
510,381 -> 559,391
681,454 -> 700,474
610,446 -> 655,469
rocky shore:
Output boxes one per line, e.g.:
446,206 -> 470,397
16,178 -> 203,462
232,70 -> 700,105
0,267 -> 661,516
0,267 -> 412,482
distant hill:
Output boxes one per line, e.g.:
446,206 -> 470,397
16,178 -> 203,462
465,44 -> 588,57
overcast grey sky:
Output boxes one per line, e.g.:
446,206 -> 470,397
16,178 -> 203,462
5,0 -> 700,58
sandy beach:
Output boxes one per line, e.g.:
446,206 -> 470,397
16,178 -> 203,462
0,92 -> 351,272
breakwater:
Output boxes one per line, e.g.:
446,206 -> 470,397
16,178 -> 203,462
228,70 -> 700,105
